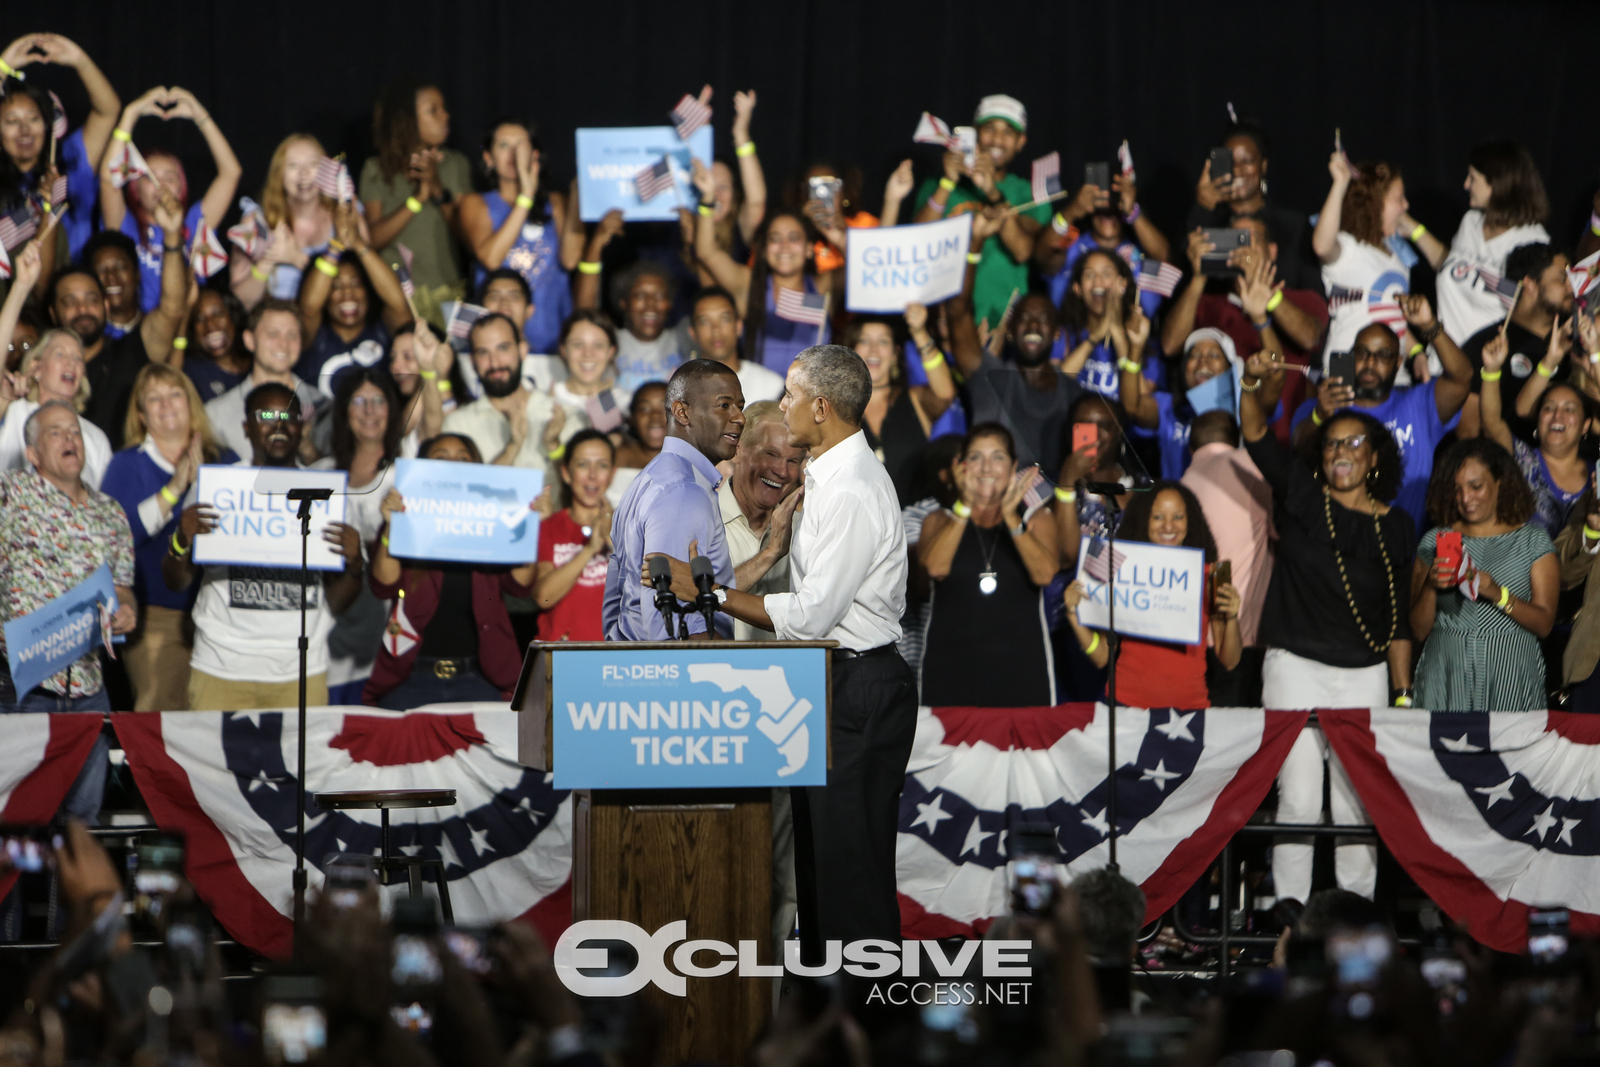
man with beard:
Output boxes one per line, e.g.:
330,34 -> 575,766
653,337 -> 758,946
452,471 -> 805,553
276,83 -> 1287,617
950,212 -> 1084,474
443,312 -> 562,472
203,299 -> 325,464
164,383 -> 361,710
48,194 -> 188,448
1290,296 -> 1474,533
1455,242 -> 1575,440
604,358 -> 745,640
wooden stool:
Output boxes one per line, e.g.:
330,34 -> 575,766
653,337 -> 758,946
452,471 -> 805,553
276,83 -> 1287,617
312,788 -> 457,922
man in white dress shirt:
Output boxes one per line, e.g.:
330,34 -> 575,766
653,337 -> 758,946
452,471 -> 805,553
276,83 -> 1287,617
648,344 -> 915,964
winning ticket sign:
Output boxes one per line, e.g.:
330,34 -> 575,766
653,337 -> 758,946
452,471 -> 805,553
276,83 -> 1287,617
193,466 -> 349,572
386,459 -> 543,565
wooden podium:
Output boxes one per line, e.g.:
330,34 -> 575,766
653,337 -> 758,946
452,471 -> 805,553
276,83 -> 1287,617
513,640 -> 833,1067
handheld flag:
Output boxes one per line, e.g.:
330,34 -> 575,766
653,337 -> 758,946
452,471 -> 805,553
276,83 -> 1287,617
48,91 -> 67,141
584,390 -> 626,434
912,112 -> 959,149
1030,151 -> 1061,204
670,87 -> 712,142
0,202 -> 39,251
1082,534 -> 1127,583
774,287 -> 828,326
0,240 -> 11,281
1226,101 -> 1238,124
392,243 -> 416,299
1118,140 -> 1136,183
226,197 -> 270,260
446,302 -> 489,343
188,218 -> 228,281
633,156 -> 674,203
1135,258 -> 1183,298
313,155 -> 355,202
106,135 -> 153,189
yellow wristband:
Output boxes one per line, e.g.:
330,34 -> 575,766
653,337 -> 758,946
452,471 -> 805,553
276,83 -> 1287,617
169,531 -> 189,557
1409,341 -> 1425,357
547,444 -> 566,461
514,194 -> 534,210
1409,222 -> 1427,242
381,534 -> 390,548
938,177 -> 957,192
436,379 -> 453,393
1264,290 -> 1284,314
0,59 -> 14,78
314,256 -> 339,277
1497,584 -> 1512,611
1085,632 -> 1100,655
112,128 -> 132,143
405,196 -> 424,214
1537,362 -> 1556,378
697,204 -> 714,216
735,142 -> 756,158
1311,407 -> 1325,426
1117,358 -> 1142,375
326,238 -> 346,254
952,500 -> 972,519
1055,486 -> 1076,503
1585,525 -> 1600,542
966,252 -> 981,264
921,351 -> 946,370
171,337 -> 188,350
160,485 -> 180,506
250,264 -> 269,282
1480,369 -> 1502,381
417,369 -> 437,381
577,261 -> 601,275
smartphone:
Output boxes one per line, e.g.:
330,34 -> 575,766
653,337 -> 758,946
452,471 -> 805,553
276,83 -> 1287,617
1214,560 -> 1232,593
1008,823 -> 1061,918
262,975 -> 327,1066
444,928 -> 494,977
1327,350 -> 1358,390
1084,161 -> 1111,194
1200,227 -> 1251,276
1327,927 -> 1392,991
1421,945 -> 1468,1015
806,175 -> 842,219
954,126 -> 977,170
1072,422 -> 1099,456
392,934 -> 444,988
391,1000 -> 435,1041
1435,531 -> 1463,578
0,826 -> 61,873
130,831 -> 186,926
1528,907 -> 1571,970
1210,146 -> 1235,184
321,852 -> 376,910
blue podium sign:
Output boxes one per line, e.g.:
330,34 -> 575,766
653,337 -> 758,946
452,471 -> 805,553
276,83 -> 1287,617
551,646 -> 827,788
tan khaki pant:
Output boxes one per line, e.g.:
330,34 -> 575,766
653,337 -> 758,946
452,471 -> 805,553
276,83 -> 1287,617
123,605 -> 193,711
187,669 -> 328,712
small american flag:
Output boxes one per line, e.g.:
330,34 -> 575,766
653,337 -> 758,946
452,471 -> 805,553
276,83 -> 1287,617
314,155 -> 355,202
1021,469 -> 1052,517
585,389 -> 625,433
1118,140 -> 1136,182
1082,534 -> 1127,584
106,136 -> 152,189
446,301 -> 489,342
1031,151 -> 1061,203
1136,257 -> 1183,298
392,243 -> 415,299
775,287 -> 827,326
48,91 -> 67,141
634,156 -> 674,203
226,197 -> 270,260
0,240 -> 11,281
1476,266 -> 1520,309
670,89 -> 712,142
912,111 -> 958,149
45,173 -> 67,206
188,218 -> 228,281
0,202 -> 39,251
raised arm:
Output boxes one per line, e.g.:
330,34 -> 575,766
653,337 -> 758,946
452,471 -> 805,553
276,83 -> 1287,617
166,88 -> 241,230
99,87 -> 162,232
1160,230 -> 1211,355
1399,212 -> 1446,270
880,160 -> 913,229
1114,173 -> 1169,263
904,302 -> 955,422
573,209 -> 624,311
1514,316 -> 1569,419
141,193 -> 190,364
462,139 -> 537,271
1399,295 -> 1471,422
1239,348 -> 1288,443
730,91 -> 766,243
1312,153 -> 1353,265
34,34 -> 120,170
0,244 -> 40,371
916,152 -> 966,223
948,208 -> 1005,378
1117,311 -> 1160,430
690,160 -> 751,312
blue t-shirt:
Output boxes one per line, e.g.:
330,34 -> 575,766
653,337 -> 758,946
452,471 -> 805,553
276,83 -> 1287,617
471,192 -> 572,355
295,321 -> 390,398
102,439 -> 239,610
1153,392 -> 1192,481
1289,381 -> 1459,535
119,201 -> 206,312
1046,235 -> 1165,322
43,128 -> 98,260
755,277 -> 831,371
900,339 -> 966,440
184,357 -> 248,403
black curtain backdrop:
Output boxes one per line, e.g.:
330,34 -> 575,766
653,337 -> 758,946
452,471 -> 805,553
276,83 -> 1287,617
23,0 -> 1600,265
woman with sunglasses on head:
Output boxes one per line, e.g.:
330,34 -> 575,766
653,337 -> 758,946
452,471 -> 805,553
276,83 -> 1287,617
1239,346 -> 1414,908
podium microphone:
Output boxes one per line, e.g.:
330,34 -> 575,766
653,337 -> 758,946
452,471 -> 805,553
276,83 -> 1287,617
690,555 -> 719,634
648,556 -> 678,635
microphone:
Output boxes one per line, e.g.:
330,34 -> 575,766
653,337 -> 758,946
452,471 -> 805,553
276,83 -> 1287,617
648,556 -> 678,635
690,555 -> 719,634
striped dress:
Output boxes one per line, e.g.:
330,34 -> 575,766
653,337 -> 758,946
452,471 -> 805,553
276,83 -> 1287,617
1414,523 -> 1554,711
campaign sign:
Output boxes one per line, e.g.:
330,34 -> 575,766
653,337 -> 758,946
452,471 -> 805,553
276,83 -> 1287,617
575,126 -> 714,222
193,466 -> 349,571
4,564 -> 116,695
551,647 -> 828,789
387,459 -> 543,565
1074,537 -> 1206,646
844,213 -> 974,313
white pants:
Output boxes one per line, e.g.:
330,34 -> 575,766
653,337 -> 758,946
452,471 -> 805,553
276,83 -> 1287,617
1262,648 -> 1385,905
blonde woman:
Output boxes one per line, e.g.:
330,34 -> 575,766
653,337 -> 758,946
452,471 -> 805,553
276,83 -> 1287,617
102,363 -> 233,709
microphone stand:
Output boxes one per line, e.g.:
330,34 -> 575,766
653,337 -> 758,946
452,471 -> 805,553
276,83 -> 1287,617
286,486 -> 333,946
1084,481 -> 1126,872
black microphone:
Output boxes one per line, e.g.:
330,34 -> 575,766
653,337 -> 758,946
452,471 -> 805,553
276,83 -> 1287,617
690,555 -> 719,634
648,556 -> 678,634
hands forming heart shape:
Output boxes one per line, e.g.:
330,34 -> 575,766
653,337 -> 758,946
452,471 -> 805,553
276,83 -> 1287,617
128,86 -> 206,124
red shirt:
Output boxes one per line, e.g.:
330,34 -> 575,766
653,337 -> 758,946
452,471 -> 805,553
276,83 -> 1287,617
1114,636 -> 1211,710
536,510 -> 607,642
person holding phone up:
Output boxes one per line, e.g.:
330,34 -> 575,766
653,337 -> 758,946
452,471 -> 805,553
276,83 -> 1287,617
1186,117 -> 1320,292
1410,438 -> 1556,711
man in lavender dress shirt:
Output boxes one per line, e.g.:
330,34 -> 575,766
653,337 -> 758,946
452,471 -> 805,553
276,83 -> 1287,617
603,360 -> 746,640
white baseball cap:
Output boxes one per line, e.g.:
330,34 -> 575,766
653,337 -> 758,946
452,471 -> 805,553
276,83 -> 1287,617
974,94 -> 1027,132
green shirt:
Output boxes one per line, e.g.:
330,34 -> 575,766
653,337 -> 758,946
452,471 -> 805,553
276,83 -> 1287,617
914,171 -> 1048,327
358,148 -> 472,293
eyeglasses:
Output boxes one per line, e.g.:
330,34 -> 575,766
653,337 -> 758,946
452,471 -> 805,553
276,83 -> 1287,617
1322,433 -> 1370,454
1351,347 -> 1400,361
252,409 -> 296,424
349,396 -> 389,411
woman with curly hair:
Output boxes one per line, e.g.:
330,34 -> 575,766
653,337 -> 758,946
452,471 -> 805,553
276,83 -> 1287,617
1313,152 -> 1417,374
359,80 -> 471,326
1058,247 -> 1149,401
1239,348 -> 1415,906
1411,438 -> 1556,711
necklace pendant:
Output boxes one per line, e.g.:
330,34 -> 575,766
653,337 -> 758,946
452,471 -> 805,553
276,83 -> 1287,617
978,571 -> 998,595
581,526 -> 593,538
